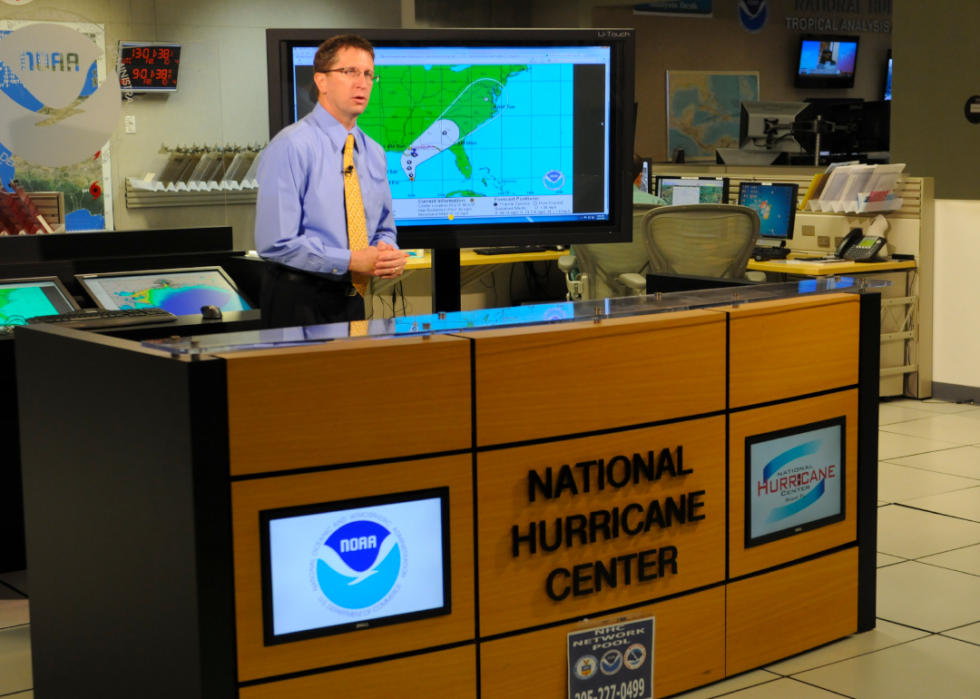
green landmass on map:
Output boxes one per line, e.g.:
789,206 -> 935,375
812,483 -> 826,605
359,64 -> 529,155
0,289 -> 13,323
445,190 -> 484,197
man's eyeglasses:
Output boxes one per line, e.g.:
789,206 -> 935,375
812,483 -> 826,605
320,67 -> 379,84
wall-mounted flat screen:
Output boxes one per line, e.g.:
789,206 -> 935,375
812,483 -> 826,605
795,35 -> 859,89
738,182 -> 798,241
76,267 -> 251,315
655,176 -> 729,206
0,277 -> 79,326
260,488 -> 451,645
267,29 -> 636,248
745,417 -> 846,548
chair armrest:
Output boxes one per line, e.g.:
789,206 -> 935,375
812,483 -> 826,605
619,273 -> 647,292
557,254 -> 577,273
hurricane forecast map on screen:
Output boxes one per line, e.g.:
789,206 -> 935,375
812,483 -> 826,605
293,45 -> 611,226
86,271 -> 250,315
658,179 -> 725,205
798,40 -> 857,77
0,282 -> 68,326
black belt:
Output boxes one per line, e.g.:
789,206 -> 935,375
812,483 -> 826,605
266,264 -> 358,297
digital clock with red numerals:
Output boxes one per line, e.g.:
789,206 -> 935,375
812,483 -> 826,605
119,42 -> 181,92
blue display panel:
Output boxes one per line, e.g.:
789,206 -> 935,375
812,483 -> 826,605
260,488 -> 451,644
798,39 -> 858,78
738,182 -> 798,240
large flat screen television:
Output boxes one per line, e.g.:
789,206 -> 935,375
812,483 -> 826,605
266,29 -> 635,248
260,488 -> 451,645
795,35 -> 859,89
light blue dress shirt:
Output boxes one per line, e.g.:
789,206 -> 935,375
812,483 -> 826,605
255,103 -> 397,279
633,184 -> 667,207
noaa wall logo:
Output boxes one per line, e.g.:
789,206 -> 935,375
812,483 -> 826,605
312,514 -> 407,616
0,23 -> 120,167
738,0 -> 769,33
600,649 -> 623,675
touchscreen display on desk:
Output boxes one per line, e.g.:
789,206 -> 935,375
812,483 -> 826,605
78,267 -> 251,315
261,488 -> 450,645
745,417 -> 846,548
0,278 -> 78,326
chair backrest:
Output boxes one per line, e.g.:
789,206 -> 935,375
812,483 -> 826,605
640,204 -> 760,279
572,204 -> 659,299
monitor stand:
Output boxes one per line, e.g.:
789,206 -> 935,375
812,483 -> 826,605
716,148 -> 781,166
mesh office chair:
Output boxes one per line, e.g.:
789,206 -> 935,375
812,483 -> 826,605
640,204 -> 762,279
558,204 -> 660,301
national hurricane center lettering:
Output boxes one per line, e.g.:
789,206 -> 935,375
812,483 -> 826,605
510,447 -> 708,601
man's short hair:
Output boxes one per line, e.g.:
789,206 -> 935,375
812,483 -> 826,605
313,34 -> 375,74
632,153 -> 645,181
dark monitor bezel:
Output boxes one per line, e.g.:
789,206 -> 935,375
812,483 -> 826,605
654,176 -> 730,205
265,28 -> 635,249
259,487 -> 452,646
744,416 -> 847,549
75,266 -> 253,312
794,34 -> 860,90
0,276 -> 81,325
737,182 -> 799,241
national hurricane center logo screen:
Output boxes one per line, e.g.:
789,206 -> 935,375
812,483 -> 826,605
261,488 -> 450,645
745,417 -> 846,548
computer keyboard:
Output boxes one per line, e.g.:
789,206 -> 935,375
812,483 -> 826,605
27,307 -> 178,330
752,246 -> 790,261
473,246 -> 549,255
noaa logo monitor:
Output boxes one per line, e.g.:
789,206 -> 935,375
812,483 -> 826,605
745,417 -> 846,548
318,520 -> 402,610
260,488 -> 451,645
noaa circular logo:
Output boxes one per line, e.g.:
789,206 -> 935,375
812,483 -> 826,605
0,23 -> 121,167
574,655 -> 598,680
542,306 -> 569,321
624,643 -> 647,670
542,170 -> 565,191
600,649 -> 623,676
737,0 -> 769,33
313,515 -> 406,615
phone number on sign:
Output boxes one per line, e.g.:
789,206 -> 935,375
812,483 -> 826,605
574,679 -> 647,699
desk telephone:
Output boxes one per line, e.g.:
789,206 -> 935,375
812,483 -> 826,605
835,228 -> 887,261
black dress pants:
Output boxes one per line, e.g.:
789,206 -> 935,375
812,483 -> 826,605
261,265 -> 366,329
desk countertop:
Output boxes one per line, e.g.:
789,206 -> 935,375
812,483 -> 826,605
405,249 -> 567,271
746,256 -> 917,276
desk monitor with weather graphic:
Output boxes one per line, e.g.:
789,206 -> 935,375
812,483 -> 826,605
76,267 -> 252,315
738,182 -> 799,242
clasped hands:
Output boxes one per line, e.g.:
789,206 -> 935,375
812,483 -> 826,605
349,240 -> 409,281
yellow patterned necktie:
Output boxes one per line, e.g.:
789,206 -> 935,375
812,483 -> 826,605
343,133 -> 369,297
349,320 -> 369,337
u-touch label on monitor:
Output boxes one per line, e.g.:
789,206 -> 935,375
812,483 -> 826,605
261,488 -> 450,644
745,417 -> 846,548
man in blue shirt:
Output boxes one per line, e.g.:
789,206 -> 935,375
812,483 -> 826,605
255,34 -> 407,327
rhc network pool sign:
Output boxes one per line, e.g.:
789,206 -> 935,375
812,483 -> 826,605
0,23 -> 120,167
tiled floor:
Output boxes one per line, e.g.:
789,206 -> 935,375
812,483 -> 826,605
2,399 -> 979,699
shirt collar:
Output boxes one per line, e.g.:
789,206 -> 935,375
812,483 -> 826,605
311,102 -> 361,153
